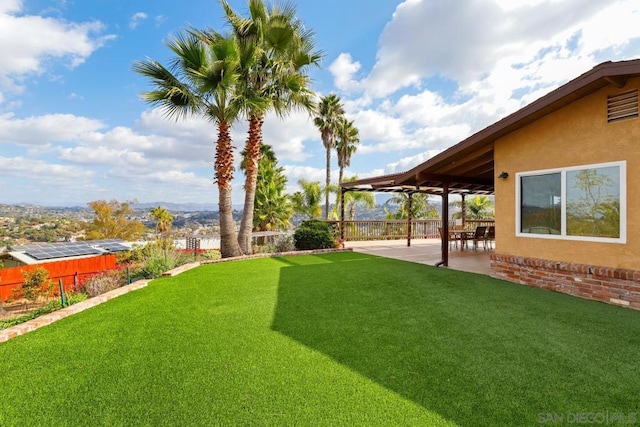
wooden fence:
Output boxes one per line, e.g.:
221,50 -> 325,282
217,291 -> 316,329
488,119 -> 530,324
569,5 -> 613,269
0,255 -> 117,302
326,219 -> 495,242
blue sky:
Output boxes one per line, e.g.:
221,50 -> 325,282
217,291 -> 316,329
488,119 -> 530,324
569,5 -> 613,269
1,0 -> 640,207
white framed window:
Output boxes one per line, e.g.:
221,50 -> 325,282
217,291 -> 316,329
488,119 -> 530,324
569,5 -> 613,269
516,161 -> 626,243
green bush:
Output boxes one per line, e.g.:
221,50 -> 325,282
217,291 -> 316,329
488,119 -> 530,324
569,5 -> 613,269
293,220 -> 335,251
200,249 -> 221,261
123,240 -> 195,279
15,267 -> 55,303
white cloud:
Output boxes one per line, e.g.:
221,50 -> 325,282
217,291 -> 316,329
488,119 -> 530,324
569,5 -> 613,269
0,2 -> 114,94
0,113 -> 105,145
383,150 -> 442,174
329,53 -> 362,92
129,12 -> 148,29
282,165 -> 328,194
154,15 -> 167,26
260,111 -> 318,162
363,0 -> 620,98
0,0 -> 21,14
0,156 -> 93,181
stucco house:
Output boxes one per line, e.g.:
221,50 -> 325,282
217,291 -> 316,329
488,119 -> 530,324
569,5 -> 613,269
342,59 -> 640,309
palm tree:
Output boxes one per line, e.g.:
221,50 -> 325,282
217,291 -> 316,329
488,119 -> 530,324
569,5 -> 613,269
333,176 -> 374,220
451,195 -> 495,220
336,117 -> 360,185
150,206 -> 173,237
314,94 -> 345,219
335,117 -> 359,215
132,31 -> 244,258
219,0 -> 322,254
241,145 -> 292,231
384,193 -> 438,219
291,179 -> 322,219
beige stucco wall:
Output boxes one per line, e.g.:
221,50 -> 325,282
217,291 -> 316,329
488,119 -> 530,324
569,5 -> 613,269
495,77 -> 640,270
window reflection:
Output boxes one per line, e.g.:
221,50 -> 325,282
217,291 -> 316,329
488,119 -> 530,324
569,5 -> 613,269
566,166 -> 620,238
520,173 -> 561,234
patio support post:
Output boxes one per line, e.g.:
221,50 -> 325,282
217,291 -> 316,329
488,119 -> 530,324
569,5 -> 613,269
436,183 -> 450,267
461,193 -> 466,229
407,192 -> 413,247
340,187 -> 345,242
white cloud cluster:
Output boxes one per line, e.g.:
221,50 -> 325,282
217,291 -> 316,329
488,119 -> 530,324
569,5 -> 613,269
0,2 -> 114,99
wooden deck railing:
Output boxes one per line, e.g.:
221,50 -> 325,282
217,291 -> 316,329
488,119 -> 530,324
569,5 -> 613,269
325,219 -> 495,242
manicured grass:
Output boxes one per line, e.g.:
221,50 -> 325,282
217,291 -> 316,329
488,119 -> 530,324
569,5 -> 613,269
0,252 -> 639,426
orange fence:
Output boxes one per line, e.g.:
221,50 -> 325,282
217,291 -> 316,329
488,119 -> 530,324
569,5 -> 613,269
0,255 -> 117,302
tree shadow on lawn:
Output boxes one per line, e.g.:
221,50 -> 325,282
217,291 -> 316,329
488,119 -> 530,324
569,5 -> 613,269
271,252 -> 640,426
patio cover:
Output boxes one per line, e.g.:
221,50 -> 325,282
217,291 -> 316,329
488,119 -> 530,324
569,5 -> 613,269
340,59 -> 640,266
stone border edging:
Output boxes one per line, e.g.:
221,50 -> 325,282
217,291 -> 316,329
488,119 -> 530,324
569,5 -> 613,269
0,248 -> 352,343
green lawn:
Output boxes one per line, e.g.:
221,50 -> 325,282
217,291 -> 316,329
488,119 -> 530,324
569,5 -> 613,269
1,252 -> 639,426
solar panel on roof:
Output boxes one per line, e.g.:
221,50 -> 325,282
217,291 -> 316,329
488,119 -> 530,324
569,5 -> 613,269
12,240 -> 130,260
23,245 -> 102,260
98,243 -> 130,252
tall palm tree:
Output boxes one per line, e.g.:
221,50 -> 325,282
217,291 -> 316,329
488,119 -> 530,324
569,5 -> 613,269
132,31 -> 243,258
150,206 -> 173,237
335,117 -> 359,215
336,117 -> 360,185
219,0 -> 322,254
240,145 -> 291,231
314,94 -> 345,219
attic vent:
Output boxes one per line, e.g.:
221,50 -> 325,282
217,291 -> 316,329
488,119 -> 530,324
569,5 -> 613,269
607,90 -> 638,122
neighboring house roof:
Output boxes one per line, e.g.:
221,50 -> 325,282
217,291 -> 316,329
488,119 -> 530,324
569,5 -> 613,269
7,239 -> 131,265
342,59 -> 640,196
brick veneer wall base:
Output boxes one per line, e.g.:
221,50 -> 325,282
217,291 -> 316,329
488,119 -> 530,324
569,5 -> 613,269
490,253 -> 640,310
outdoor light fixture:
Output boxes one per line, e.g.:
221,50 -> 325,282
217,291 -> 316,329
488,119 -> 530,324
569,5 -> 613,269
498,171 -> 509,179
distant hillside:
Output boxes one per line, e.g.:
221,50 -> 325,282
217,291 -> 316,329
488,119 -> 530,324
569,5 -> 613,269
133,202 -> 219,212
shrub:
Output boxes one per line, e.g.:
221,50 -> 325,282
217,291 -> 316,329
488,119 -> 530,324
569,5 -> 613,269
274,235 -> 295,253
15,267 -> 54,303
200,249 -> 221,261
66,292 -> 88,305
293,220 -> 335,251
121,240 -> 195,279
82,270 -> 123,298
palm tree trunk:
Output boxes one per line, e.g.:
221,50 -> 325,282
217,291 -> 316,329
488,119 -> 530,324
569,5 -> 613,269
238,114 -> 263,255
325,146 -> 331,219
216,122 -> 242,258
338,166 -> 344,217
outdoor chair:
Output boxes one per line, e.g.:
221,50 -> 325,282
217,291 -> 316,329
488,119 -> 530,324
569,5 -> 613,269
438,227 -> 459,250
470,226 -> 487,250
484,225 -> 495,249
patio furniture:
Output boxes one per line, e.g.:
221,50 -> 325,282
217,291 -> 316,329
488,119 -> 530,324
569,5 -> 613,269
439,227 -> 462,250
470,226 -> 488,250
455,229 -> 475,250
484,226 -> 495,249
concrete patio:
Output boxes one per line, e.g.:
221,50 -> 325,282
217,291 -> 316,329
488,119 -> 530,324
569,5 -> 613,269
345,238 -> 493,276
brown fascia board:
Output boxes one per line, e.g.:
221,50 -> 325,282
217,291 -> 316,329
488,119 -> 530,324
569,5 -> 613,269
394,59 -> 640,186
340,172 -> 403,188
